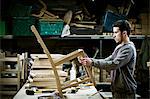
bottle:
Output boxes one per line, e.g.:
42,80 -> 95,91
70,61 -> 76,80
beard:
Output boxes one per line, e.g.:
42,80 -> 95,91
116,34 -> 124,44
114,38 -> 122,44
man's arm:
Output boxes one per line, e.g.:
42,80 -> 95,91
91,46 -> 133,71
104,55 -> 113,61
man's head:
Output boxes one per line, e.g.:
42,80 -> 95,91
112,20 -> 131,44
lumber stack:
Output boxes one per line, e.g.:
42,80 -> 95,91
28,54 -> 67,91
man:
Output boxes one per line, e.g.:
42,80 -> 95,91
80,20 -> 137,99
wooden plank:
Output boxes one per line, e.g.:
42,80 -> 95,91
33,59 -> 63,68
0,78 -> 18,85
1,69 -> 18,73
31,54 -> 48,59
31,81 -> 64,86
33,59 -> 51,66
17,54 -> 21,90
0,91 -> 17,95
31,54 -> 65,59
33,77 -> 65,82
30,82 -> 58,88
70,23 -> 94,29
31,65 -> 61,69
21,52 -> 28,80
0,57 -> 17,62
30,70 -> 67,77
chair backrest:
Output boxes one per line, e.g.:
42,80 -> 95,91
31,25 -> 95,98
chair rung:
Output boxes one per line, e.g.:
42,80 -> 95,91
54,49 -> 84,66
61,77 -> 90,90
61,75 -> 88,86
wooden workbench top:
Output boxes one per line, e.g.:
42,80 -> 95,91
14,83 -> 102,99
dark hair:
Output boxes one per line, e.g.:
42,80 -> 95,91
112,20 -> 131,36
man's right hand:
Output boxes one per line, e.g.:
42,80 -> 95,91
79,57 -> 93,66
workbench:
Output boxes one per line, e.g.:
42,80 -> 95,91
14,83 -> 102,99
13,83 -> 56,99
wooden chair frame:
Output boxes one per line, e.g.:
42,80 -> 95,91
31,25 -> 95,98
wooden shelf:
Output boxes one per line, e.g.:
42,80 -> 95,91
0,34 -> 148,40
0,57 -> 18,62
0,78 -> 18,85
0,53 -> 23,96
66,34 -> 148,39
0,91 -> 17,95
1,69 -> 18,73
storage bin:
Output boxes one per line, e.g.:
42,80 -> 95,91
102,11 -> 126,32
39,19 -> 63,36
12,17 -> 37,36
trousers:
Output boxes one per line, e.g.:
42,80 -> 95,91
112,92 -> 136,99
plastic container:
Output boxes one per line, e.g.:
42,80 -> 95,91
12,17 -> 37,36
102,10 -> 126,32
39,19 -> 63,36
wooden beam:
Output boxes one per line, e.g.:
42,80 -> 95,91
54,49 -> 84,66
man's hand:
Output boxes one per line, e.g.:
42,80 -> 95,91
79,57 -> 93,66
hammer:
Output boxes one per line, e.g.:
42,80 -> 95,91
26,89 -> 55,95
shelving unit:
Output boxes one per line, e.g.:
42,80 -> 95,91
0,53 -> 21,95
